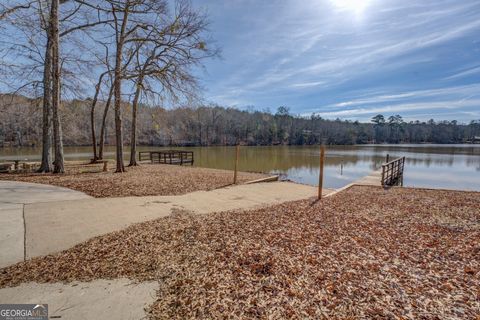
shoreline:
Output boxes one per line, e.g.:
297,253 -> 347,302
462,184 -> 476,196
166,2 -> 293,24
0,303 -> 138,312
0,162 -> 268,198
1,142 -> 479,150
2,161 -> 478,195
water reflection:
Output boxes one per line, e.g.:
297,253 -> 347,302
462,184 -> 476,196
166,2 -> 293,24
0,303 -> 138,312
1,144 -> 479,191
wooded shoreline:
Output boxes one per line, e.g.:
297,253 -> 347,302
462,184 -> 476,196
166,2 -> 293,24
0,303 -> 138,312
2,96 -> 480,148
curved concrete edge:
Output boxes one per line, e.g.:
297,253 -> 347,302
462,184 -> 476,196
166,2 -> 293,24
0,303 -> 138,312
324,170 -> 382,198
0,204 -> 24,269
0,180 -> 92,205
245,175 -> 279,184
23,181 -> 331,260
0,279 -> 157,320
0,181 -> 92,269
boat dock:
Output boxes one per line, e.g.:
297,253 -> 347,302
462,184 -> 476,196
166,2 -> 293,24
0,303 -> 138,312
329,155 -> 406,196
139,150 -> 194,165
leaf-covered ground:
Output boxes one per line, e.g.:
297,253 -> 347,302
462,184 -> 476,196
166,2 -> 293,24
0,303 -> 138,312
1,186 -> 479,319
0,163 -> 266,197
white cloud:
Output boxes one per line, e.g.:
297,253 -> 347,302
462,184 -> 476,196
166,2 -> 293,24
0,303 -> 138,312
290,81 -> 326,88
444,66 -> 480,80
330,84 -> 480,108
315,99 -> 480,118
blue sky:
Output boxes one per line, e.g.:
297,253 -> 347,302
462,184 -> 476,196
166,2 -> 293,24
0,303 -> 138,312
192,0 -> 480,122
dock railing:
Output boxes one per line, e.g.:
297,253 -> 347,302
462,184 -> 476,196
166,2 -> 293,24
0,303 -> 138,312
139,151 -> 152,162
381,156 -> 405,187
139,150 -> 194,165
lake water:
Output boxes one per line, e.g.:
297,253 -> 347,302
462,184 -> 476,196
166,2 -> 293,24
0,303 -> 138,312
1,144 -> 480,191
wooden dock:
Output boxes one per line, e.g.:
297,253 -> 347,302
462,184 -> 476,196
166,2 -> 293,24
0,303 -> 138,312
381,156 -> 405,187
333,155 -> 406,193
139,150 -> 194,166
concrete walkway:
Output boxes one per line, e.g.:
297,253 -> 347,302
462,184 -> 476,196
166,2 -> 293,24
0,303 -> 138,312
0,181 -> 91,268
353,169 -> 382,186
0,180 -> 327,320
325,170 -> 382,198
0,181 -> 327,263
0,279 -> 157,320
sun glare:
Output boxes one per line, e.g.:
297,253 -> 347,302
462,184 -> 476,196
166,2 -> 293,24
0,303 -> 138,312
330,0 -> 372,15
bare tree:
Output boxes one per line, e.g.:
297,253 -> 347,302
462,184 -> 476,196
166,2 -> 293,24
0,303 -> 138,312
0,2 -> 34,21
85,41 -> 114,162
39,36 -> 54,172
109,0 -> 133,172
124,0 -> 216,166
49,0 -> 65,172
2,0 -> 217,171
1,1 -> 53,171
106,0 -> 172,171
89,72 -> 107,162
98,84 -> 113,160
128,63 -> 143,166
51,0 -> 113,172
1,0 -> 114,172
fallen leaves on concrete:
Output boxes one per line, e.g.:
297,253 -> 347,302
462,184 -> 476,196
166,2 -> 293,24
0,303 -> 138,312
0,164 -> 265,197
1,186 -> 479,319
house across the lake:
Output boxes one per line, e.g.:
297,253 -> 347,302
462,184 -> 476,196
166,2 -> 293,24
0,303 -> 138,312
467,136 -> 480,144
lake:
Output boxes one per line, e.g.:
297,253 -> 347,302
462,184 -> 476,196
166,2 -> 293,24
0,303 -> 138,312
1,144 -> 480,191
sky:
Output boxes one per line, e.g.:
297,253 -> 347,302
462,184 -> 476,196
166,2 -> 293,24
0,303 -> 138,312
191,0 -> 480,122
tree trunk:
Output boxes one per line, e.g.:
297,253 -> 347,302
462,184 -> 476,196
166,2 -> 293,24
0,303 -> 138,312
90,105 -> 98,162
113,9 -> 129,173
98,85 -> 113,160
113,78 -> 124,172
37,37 -> 53,173
50,0 -> 64,173
128,74 -> 143,166
90,73 -> 106,162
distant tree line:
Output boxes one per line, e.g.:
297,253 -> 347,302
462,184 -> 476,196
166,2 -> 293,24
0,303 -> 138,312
1,97 -> 479,148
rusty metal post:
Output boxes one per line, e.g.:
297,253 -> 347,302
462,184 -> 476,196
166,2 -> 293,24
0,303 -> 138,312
318,144 -> 325,200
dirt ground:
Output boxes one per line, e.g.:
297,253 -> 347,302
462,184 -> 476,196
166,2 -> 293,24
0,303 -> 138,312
0,163 -> 267,197
1,186 -> 479,319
